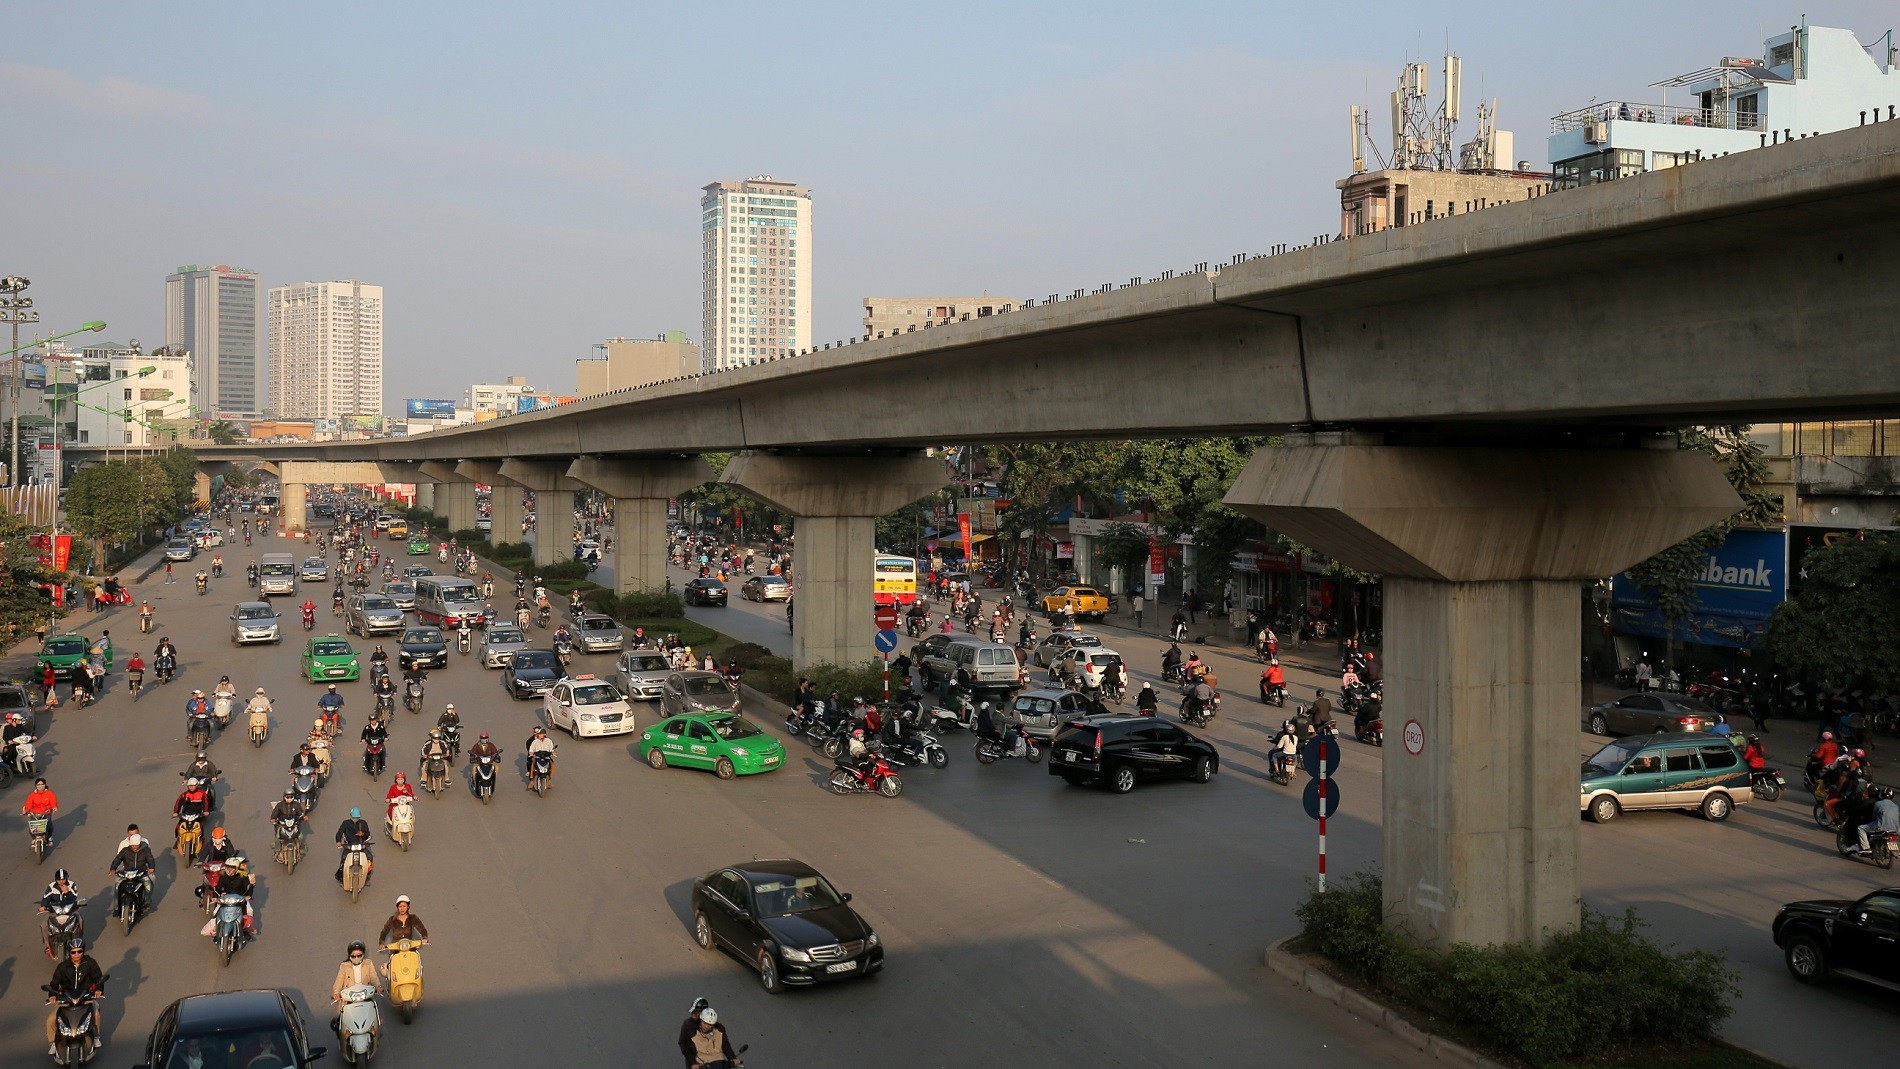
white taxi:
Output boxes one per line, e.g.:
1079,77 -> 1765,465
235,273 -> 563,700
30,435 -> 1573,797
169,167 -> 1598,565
542,674 -> 638,738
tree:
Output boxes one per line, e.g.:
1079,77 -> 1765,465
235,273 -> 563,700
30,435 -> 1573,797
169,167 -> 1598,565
983,442 -> 1115,576
0,509 -> 63,644
135,457 -> 185,531
64,462 -> 146,549
206,421 -> 241,445
1765,533 -> 1900,691
157,447 -> 199,509
1096,521 -> 1153,588
1624,427 -> 1784,622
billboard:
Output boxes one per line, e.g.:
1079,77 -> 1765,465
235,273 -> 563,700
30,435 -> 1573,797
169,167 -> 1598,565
1611,528 -> 1787,649
341,414 -> 384,434
406,398 -> 456,420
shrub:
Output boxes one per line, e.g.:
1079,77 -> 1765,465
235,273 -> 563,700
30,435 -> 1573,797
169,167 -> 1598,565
799,660 -> 888,705
450,528 -> 486,546
491,541 -> 531,559
723,642 -> 780,670
618,589 -> 684,619
582,587 -> 618,612
619,618 -> 717,648
539,560 -> 591,582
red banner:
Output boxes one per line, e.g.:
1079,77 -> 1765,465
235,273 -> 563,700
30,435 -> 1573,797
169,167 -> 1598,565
30,534 -> 71,571
958,513 -> 973,561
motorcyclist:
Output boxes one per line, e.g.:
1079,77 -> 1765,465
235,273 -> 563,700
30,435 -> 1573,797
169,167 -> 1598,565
843,727 -> 879,779
361,713 -> 390,772
1184,650 -> 1206,681
1852,786 -> 1900,855
1186,677 -> 1216,721
184,689 -> 214,740
1742,735 -> 1769,771
334,807 -> 374,885
436,702 -> 461,733
292,740 -> 327,781
107,830 -> 157,908
468,731 -> 501,766
368,644 -> 390,678
183,751 -> 223,810
419,728 -> 451,770
1308,690 -> 1335,733
1271,720 -> 1302,777
247,685 -> 273,726
1261,658 -> 1286,701
525,726 -> 557,786
199,826 -> 241,868
195,568 -> 210,593
318,684 -> 345,735
1161,643 -> 1182,680
569,590 -> 585,617
371,670 -> 397,713
974,701 -> 999,746
37,869 -> 82,959
210,855 -> 256,939
44,938 -> 105,1055
138,599 -> 156,633
377,894 -> 429,947
1134,682 -> 1159,716
3,710 -> 32,766
684,1006 -> 743,1069
384,772 -> 416,821
455,616 -> 474,651
270,789 -> 307,827
246,561 -> 260,586
331,941 -> 383,1025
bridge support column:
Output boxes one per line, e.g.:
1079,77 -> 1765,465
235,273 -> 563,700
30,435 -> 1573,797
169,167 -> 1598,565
419,462 -> 477,534
279,481 -> 308,534
491,485 -> 524,546
497,459 -> 583,568
721,453 -> 947,670
567,456 -> 714,594
413,481 -> 435,514
1224,437 -> 1739,950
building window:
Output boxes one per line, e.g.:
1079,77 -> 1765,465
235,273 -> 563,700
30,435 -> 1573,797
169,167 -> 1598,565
1735,93 -> 1760,130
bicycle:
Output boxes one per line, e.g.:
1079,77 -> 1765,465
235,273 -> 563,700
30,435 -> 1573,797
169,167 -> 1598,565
128,672 -> 144,700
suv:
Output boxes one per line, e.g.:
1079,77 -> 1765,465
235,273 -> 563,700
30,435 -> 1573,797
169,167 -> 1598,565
1049,714 -> 1220,793
1580,731 -> 1750,823
1774,886 -> 1900,991
141,989 -> 326,1069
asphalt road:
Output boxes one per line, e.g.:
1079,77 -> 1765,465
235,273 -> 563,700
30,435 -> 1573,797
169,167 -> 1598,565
0,528 -> 1444,1069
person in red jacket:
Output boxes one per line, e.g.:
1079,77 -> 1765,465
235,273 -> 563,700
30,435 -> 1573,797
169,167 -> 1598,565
22,778 -> 58,837
384,772 -> 416,820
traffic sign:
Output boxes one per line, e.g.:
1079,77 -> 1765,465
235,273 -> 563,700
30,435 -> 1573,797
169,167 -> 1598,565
874,605 -> 899,630
1302,778 -> 1342,820
1302,735 -> 1342,778
1402,718 -> 1425,755
873,629 -> 899,654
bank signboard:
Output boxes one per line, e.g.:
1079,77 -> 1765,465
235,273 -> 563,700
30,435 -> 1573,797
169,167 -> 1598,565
1610,528 -> 1787,649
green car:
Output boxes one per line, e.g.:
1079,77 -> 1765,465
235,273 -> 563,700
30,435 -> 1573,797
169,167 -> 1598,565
36,634 -> 92,681
640,712 -> 786,779
301,634 -> 361,683
406,536 -> 431,556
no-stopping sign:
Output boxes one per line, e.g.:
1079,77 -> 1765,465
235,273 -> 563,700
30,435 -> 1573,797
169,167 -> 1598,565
1402,719 -> 1425,755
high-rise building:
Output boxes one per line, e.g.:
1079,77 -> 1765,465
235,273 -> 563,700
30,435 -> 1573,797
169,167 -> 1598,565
166,264 -> 261,417
700,177 -> 812,371
266,280 -> 383,421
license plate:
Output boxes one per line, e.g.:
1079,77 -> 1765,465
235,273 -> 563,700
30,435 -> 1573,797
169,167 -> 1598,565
825,961 -> 857,973
763,755 -> 779,765
1061,750 -> 1078,761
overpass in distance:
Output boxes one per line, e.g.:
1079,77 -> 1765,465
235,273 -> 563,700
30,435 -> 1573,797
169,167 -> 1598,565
169,116 -> 1900,955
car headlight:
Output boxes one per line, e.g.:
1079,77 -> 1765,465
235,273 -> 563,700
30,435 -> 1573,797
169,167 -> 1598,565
580,714 -> 597,722
780,947 -> 812,963
866,932 -> 880,948
729,747 -> 750,757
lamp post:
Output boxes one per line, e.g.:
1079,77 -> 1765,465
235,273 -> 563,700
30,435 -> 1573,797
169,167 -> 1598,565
2,317 -> 108,485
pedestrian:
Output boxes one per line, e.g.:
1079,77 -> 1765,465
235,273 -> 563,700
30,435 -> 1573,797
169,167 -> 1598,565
165,561 -> 175,584
1185,590 -> 1199,625
1634,659 -> 1652,693
1132,593 -> 1144,629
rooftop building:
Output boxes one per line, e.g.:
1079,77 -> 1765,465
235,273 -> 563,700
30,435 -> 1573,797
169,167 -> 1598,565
862,297 -> 1024,340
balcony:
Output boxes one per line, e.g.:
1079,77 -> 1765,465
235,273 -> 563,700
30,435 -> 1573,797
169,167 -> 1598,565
1550,102 -> 1761,135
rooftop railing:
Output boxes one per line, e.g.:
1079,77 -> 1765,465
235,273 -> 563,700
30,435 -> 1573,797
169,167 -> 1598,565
1550,102 -> 1761,134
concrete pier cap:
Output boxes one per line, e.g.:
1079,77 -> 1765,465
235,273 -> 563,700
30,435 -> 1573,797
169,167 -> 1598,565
1224,435 -> 1740,949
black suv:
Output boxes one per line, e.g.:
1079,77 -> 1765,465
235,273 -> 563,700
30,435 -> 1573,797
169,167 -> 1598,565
138,988 -> 326,1069
1048,714 -> 1219,793
1773,887 -> 1900,992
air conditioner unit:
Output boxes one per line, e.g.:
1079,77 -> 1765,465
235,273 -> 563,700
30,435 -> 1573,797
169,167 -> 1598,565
1585,121 -> 1609,144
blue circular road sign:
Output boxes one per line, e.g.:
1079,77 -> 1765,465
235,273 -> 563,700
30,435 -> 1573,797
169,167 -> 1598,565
873,629 -> 899,654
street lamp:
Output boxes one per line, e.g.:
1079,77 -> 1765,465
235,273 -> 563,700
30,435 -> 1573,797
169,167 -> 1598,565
3,314 -> 108,485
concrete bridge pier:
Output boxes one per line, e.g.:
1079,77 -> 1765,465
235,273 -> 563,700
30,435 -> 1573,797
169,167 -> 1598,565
414,481 -> 435,513
721,452 -> 948,669
280,461 -> 424,534
453,462 -> 516,544
567,456 -> 714,595
1224,434 -> 1740,950
280,481 -> 308,534
420,462 -> 479,534
498,459 -> 584,568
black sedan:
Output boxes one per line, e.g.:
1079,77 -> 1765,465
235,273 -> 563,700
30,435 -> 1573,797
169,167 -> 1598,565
690,859 -> 883,993
1773,887 -> 1900,990
502,648 -> 562,700
139,988 -> 326,1069
684,578 -> 728,606
398,625 -> 449,670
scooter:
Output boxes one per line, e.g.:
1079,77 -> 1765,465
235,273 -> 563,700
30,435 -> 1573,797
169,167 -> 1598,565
43,976 -> 107,1066
1179,692 -> 1219,728
1354,705 -> 1385,747
275,816 -> 303,874
114,868 -> 147,933
828,750 -> 903,797
441,723 -> 462,759
42,896 -> 86,958
291,768 -> 321,815
374,692 -> 395,719
336,982 -> 382,1063
363,738 -> 386,779
386,798 -> 415,851
213,892 -> 249,966
212,693 -> 234,728
883,731 -> 949,769
384,938 -> 425,1022
249,705 -> 271,747
187,710 -> 214,749
456,629 -> 471,656
1838,825 -> 1897,870
154,655 -> 176,685
12,733 -> 37,776
198,861 -> 226,917
422,752 -> 449,796
175,812 -> 204,858
471,752 -> 498,804
1749,768 -> 1785,802
1259,681 -> 1287,707
340,843 -> 372,901
528,748 -> 556,796
403,678 -> 424,713
974,727 -> 1045,765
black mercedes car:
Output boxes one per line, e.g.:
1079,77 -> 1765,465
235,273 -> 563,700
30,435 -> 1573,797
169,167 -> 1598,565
690,859 -> 883,993
502,648 -> 562,699
137,988 -> 325,1069
684,578 -> 728,606
1773,886 -> 1900,992
398,625 -> 449,670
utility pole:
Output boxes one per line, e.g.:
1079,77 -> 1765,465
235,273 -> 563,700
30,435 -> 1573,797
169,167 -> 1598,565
2,276 -> 40,485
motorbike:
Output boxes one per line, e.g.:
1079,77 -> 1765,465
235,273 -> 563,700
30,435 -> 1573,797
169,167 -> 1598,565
291,768 -> 321,815
386,798 -> 416,851
114,868 -> 147,933
1179,691 -> 1219,727
422,751 -> 450,795
274,816 -> 303,874
213,892 -> 249,966
829,750 -> 904,797
456,629 -> 472,656
382,937 -> 426,1024
213,693 -> 234,727
43,976 -> 107,1067
528,747 -> 556,796
12,733 -> 37,776
249,705 -> 271,747
883,731 -> 949,769
818,719 -> 858,760
336,982 -> 381,1063
1260,680 -> 1287,707
1354,709 -> 1385,747
364,737 -> 387,778
441,723 -> 462,760
196,575 -> 209,596
374,692 -> 395,718
1838,824 -> 1897,869
974,727 -> 1045,765
42,895 -> 86,958
1750,767 -> 1786,802
198,861 -> 226,916
553,637 -> 572,670
471,752 -> 498,804
403,678 -> 424,713
154,655 -> 176,685
340,842 -> 372,901
536,604 -> 551,629
187,709 -> 214,748
175,812 -> 204,858
211,561 -> 224,579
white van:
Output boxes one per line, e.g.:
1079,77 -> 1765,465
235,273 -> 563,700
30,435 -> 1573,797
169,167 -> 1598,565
258,553 -> 297,597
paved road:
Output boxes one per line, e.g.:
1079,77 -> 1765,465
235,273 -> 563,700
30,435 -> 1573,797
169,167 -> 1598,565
0,528 -> 1448,1069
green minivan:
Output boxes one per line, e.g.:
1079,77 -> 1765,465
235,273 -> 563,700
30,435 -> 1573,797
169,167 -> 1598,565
1581,731 -> 1751,824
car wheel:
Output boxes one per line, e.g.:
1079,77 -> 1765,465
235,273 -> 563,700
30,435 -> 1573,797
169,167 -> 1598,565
1700,792 -> 1733,823
714,757 -> 736,780
693,911 -> 713,950
758,951 -> 782,994
1110,765 -> 1137,793
1190,756 -> 1214,784
1784,934 -> 1829,984
646,748 -> 668,770
1588,713 -> 1608,735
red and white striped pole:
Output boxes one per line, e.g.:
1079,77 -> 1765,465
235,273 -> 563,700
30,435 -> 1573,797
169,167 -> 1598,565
882,652 -> 890,703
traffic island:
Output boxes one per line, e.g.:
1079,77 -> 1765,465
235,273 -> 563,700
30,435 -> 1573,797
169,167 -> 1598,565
1265,872 -> 1786,1069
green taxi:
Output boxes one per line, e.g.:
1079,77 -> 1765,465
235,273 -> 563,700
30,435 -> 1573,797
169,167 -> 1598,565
301,634 -> 361,683
639,712 -> 786,779
37,633 -> 93,681
406,535 -> 431,556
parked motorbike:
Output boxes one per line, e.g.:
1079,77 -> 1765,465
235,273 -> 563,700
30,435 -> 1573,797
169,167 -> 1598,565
336,982 -> 382,1064
829,751 -> 904,797
974,727 -> 1045,765
471,752 -> 498,804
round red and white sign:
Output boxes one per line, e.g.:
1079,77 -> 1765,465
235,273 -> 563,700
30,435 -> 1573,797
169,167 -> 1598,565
1402,719 -> 1425,756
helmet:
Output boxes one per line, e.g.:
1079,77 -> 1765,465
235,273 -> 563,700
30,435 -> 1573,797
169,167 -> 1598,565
52,867 -> 71,883
347,941 -> 367,956
1883,787 -> 1898,801
197,751 -> 207,760
299,742 -> 313,752
349,807 -> 362,819
479,732 -> 490,739
445,703 -> 456,711
255,687 -> 267,694
212,827 -> 226,838
327,684 -> 338,691
1857,749 -> 1868,759
978,701 -> 991,711
700,1008 -> 718,1025
1823,731 -> 1834,740
1316,689 -> 1328,698
394,772 -> 407,782
191,688 -> 204,696
533,725 -> 546,734
1141,682 -> 1152,690
429,728 -> 441,739
853,728 -> 865,737
186,777 -> 202,788
284,790 -> 295,800
314,718 -> 326,729
66,938 -> 86,953
396,894 -> 410,904
227,855 -> 245,868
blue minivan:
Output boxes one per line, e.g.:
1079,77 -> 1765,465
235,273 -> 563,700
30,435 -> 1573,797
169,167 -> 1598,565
1581,731 -> 1751,824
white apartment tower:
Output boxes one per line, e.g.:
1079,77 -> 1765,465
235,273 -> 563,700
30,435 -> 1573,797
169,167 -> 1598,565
165,264 -> 262,417
266,280 -> 384,421
701,177 -> 812,371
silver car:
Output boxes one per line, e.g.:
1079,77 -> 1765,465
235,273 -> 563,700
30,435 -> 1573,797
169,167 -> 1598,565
481,624 -> 532,669
614,649 -> 672,701
346,594 -> 406,636
1005,688 -> 1093,740
229,602 -> 282,645
660,670 -> 742,718
574,614 -> 623,654
382,580 -> 417,612
299,556 -> 330,582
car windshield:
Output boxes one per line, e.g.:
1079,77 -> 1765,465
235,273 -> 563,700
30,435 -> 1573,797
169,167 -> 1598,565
402,629 -> 443,644
312,641 -> 353,657
488,627 -> 525,644
0,687 -> 29,711
261,563 -> 294,575
572,684 -> 619,705
683,676 -> 731,696
385,583 -> 413,595
1016,698 -> 1056,715
694,580 -> 725,590
439,586 -> 483,606
582,619 -> 616,632
758,577 -> 787,587
625,654 -> 668,672
514,651 -> 557,670
710,715 -> 764,740
236,606 -> 275,620
1583,739 -> 1644,775
750,874 -> 846,916
303,558 -> 325,567
359,597 -> 396,611
1671,696 -> 1718,715
168,540 -> 192,549
164,1026 -> 298,1069
44,638 -> 86,656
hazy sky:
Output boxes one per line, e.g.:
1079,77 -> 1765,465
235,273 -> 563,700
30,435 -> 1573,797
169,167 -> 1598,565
5,2 -> 1891,411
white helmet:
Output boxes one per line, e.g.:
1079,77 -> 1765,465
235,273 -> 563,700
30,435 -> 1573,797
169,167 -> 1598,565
699,1008 -> 718,1025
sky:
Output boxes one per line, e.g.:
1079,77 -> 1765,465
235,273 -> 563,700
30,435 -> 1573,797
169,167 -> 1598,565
4,1 -> 1892,413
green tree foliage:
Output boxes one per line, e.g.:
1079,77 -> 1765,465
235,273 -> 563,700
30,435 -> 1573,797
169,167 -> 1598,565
1109,438 -> 1266,593
1095,522 -> 1153,584
1625,427 -> 1783,622
206,421 -> 242,445
157,447 -> 199,507
983,442 -> 1116,574
64,462 -> 146,547
1766,533 -> 1900,690
136,458 -> 185,530
0,510 -> 63,643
